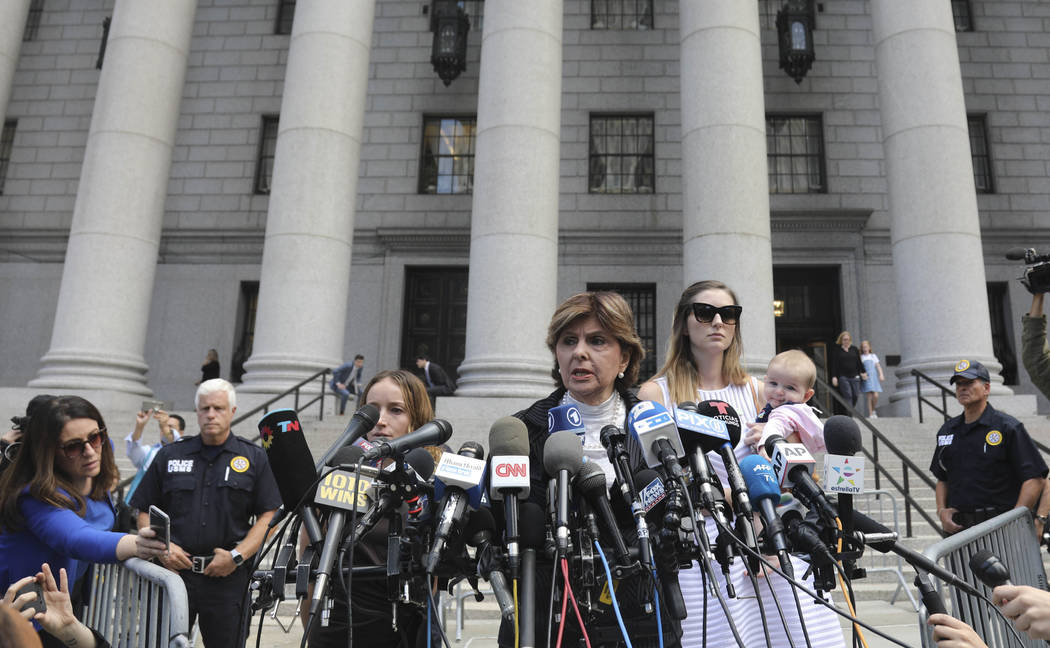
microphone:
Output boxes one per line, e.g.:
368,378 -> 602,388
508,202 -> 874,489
543,430 -> 584,556
969,549 -> 1013,589
600,424 -> 636,507
350,446 -> 435,539
851,510 -> 982,597
464,507 -> 515,620
575,461 -> 633,568
627,401 -> 686,479
308,445 -> 375,621
634,469 -> 688,620
548,403 -> 585,438
673,405 -> 734,529
781,505 -> 833,564
694,400 -> 760,563
258,409 -> 324,545
426,441 -> 487,573
823,415 -> 864,548
1006,247 -> 1032,261
362,419 -> 453,462
764,434 -> 838,522
518,502 -> 546,648
316,403 -> 380,468
740,454 -> 794,578
488,416 -> 531,579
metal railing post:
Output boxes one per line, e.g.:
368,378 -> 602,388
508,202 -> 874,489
903,466 -> 912,537
915,374 -> 924,423
319,371 -> 327,421
872,434 -> 882,491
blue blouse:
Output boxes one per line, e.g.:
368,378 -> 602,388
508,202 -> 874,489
0,490 -> 122,592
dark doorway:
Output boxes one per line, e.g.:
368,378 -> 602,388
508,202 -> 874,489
773,266 -> 843,413
401,267 -> 468,383
230,281 -> 259,384
987,282 -> 1018,386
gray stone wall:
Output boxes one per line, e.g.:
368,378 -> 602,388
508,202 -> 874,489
1,0 -> 1050,409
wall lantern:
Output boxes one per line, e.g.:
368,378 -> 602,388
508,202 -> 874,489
430,0 -> 470,86
776,0 -> 816,84
773,299 -> 786,318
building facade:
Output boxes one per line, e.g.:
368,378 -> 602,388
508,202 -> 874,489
1,0 -> 1049,414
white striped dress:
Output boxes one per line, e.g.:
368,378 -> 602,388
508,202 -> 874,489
652,376 -> 846,648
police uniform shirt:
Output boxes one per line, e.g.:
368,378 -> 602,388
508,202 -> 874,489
129,433 -> 281,556
929,404 -> 1048,513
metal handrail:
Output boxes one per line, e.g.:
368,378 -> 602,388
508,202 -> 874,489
231,368 -> 331,441
910,368 -> 953,424
910,367 -> 1050,455
816,376 -> 942,538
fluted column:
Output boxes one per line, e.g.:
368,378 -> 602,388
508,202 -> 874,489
871,0 -> 1005,393
455,0 -> 563,397
678,1 -> 775,372
0,0 -> 31,125
239,0 -> 376,392
30,0 -> 197,395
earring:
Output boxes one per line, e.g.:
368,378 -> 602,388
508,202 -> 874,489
618,371 -> 625,379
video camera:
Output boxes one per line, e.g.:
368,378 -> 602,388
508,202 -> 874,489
1007,247 -> 1050,294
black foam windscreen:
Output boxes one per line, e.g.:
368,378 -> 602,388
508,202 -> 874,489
543,430 -> 584,476
258,409 -> 318,510
464,506 -> 497,544
519,502 -> 547,549
969,548 -> 1012,589
489,416 -> 530,456
574,461 -> 607,495
405,446 -> 435,480
458,440 -> 485,461
824,415 -> 863,456
328,444 -> 365,467
695,399 -> 743,447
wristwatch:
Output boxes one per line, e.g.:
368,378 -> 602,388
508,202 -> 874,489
230,549 -> 244,566
1036,514 -> 1049,525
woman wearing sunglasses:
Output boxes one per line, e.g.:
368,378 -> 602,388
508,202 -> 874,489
0,396 -> 168,601
638,280 -> 845,648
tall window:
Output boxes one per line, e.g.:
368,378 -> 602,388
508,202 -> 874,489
419,116 -> 477,195
254,115 -> 279,194
275,0 -> 296,35
0,120 -> 16,195
952,0 -> 973,32
23,0 -> 44,41
591,0 -> 653,30
459,1 -> 485,31
766,115 -> 826,194
587,283 -> 657,381
589,115 -> 655,194
968,115 -> 993,194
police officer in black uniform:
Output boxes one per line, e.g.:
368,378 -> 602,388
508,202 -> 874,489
930,360 -> 1048,534
130,379 -> 281,647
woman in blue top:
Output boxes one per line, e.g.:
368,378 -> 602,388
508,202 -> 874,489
0,396 -> 167,595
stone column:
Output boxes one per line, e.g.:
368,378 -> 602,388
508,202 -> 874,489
871,0 -> 1004,395
454,0 -> 563,397
678,2 -> 775,372
30,0 -> 197,395
0,0 -> 31,125
238,0 -> 376,393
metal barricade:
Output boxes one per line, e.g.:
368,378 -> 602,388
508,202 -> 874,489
919,507 -> 1047,648
83,557 -> 190,648
853,489 -> 919,610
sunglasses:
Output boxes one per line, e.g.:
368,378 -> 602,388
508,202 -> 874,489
691,303 -> 742,325
60,428 -> 107,459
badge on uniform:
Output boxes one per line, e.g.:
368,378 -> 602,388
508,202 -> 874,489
985,430 -> 1002,446
230,456 -> 250,473
937,435 -> 953,446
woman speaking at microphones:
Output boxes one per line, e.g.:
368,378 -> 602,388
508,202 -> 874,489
501,291 -> 682,648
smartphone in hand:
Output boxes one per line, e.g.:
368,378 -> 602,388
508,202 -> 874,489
22,581 -> 46,616
148,505 -> 170,551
